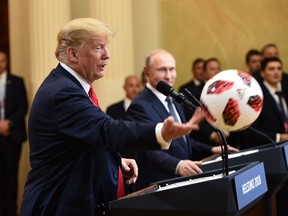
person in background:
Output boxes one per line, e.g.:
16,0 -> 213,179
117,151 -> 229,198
20,18 -> 205,216
178,58 -> 205,130
245,49 -> 262,75
232,57 -> 288,148
106,75 -> 141,120
0,50 -> 28,216
203,57 -> 221,82
126,49 -> 238,191
261,43 -> 279,58
191,57 -> 227,146
178,58 -> 205,98
253,43 -> 288,97
230,57 -> 288,216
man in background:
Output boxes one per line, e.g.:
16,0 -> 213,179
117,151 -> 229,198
179,58 -> 205,99
0,50 -> 28,216
106,75 -> 141,120
245,49 -> 262,75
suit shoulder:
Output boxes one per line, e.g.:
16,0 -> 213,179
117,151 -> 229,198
179,80 -> 194,91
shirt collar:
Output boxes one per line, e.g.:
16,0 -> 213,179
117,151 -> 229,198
124,97 -> 132,111
193,78 -> 201,86
0,71 -> 7,83
60,62 -> 90,94
146,82 -> 168,105
263,80 -> 282,94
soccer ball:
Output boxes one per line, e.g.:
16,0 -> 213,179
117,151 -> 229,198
200,69 -> 263,131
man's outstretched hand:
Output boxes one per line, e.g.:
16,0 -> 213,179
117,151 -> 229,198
162,107 -> 204,142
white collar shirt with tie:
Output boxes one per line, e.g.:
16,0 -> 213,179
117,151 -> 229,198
146,82 -> 182,123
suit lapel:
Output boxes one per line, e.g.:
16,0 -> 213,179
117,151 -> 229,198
145,88 -> 188,146
144,88 -> 170,121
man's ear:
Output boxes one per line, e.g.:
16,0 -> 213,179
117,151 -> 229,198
143,66 -> 149,76
66,47 -> 78,64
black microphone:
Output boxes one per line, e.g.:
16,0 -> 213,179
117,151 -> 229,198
156,81 -> 197,110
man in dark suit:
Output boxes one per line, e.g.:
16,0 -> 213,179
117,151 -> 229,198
0,50 -> 28,216
106,75 -> 141,119
126,49 -> 238,191
178,58 -> 205,98
20,18 -> 205,216
229,57 -> 288,216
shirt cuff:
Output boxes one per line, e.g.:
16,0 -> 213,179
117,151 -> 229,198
276,133 -> 280,143
156,123 -> 171,150
175,160 -> 183,175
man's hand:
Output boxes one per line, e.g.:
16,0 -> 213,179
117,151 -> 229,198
176,160 -> 203,176
161,107 -> 204,142
121,158 -> 138,185
0,120 -> 10,137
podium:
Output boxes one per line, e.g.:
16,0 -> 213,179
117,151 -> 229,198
109,162 -> 267,216
201,141 -> 288,196
200,141 -> 288,215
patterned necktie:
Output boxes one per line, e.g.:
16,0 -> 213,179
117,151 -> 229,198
88,84 -> 100,108
88,84 -> 125,198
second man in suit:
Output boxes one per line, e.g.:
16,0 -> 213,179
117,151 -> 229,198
106,75 -> 142,120
126,49 -> 238,191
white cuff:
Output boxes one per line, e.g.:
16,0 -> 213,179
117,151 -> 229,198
276,133 -> 280,143
156,123 -> 171,150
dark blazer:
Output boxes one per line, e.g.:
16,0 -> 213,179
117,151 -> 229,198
252,82 -> 288,143
179,80 -> 216,146
20,64 -> 162,216
228,81 -> 288,149
126,87 -> 212,190
5,73 -> 28,144
106,100 -> 126,119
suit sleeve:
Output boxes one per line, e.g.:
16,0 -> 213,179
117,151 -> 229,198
126,102 -> 182,175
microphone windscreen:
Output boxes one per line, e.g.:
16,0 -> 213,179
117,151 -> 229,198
156,81 -> 172,96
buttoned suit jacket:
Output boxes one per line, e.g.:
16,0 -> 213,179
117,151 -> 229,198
126,87 -> 212,190
20,64 -> 161,216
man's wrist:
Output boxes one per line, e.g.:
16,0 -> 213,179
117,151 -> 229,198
155,123 -> 171,150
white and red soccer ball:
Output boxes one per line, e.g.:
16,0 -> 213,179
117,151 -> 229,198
200,69 -> 263,131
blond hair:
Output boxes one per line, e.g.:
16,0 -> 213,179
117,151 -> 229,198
55,18 -> 114,62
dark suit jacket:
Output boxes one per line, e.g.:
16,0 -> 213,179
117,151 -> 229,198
20,64 -> 162,216
106,100 -> 126,119
4,73 -> 28,144
179,80 -> 216,146
252,82 -> 288,142
228,81 -> 288,149
126,87 -> 212,190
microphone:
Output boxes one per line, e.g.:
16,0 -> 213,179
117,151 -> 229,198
156,81 -> 198,110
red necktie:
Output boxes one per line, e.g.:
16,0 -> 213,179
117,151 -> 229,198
88,84 -> 100,108
88,84 -> 125,198
117,167 -> 125,198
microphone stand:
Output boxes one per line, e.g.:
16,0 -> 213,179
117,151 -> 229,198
215,129 -> 229,176
181,88 -> 229,176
